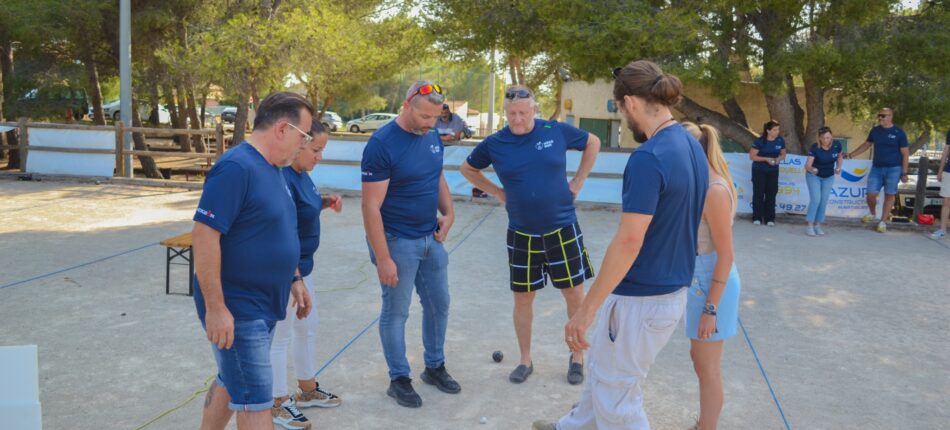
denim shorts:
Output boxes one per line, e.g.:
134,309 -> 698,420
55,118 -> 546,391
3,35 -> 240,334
867,165 -> 902,196
207,319 -> 276,412
686,252 -> 741,341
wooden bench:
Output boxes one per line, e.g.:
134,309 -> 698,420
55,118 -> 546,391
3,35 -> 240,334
160,232 -> 194,296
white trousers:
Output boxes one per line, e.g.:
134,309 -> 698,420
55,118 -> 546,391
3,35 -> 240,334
270,273 -> 320,398
558,289 -> 687,430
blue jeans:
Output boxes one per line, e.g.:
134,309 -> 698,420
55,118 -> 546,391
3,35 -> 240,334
206,319 -> 276,412
867,165 -> 901,196
369,232 -> 450,380
806,173 -> 835,223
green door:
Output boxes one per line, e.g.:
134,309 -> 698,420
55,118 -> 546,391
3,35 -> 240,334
579,118 -> 610,148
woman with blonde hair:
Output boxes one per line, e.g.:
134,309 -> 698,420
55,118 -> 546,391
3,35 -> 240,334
682,122 -> 742,430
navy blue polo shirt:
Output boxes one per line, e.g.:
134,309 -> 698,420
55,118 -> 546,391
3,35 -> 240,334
192,143 -> 300,322
613,123 -> 709,297
808,142 -> 842,178
361,121 -> 443,239
867,126 -> 908,168
467,119 -> 589,234
752,136 -> 785,172
283,167 -> 322,277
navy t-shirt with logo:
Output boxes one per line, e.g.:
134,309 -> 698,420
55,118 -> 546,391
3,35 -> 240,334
867,125 -> 908,168
361,121 -> 443,239
466,119 -> 589,234
751,136 -> 785,172
283,167 -> 322,278
613,123 -> 709,297
808,142 -> 842,178
192,143 -> 300,322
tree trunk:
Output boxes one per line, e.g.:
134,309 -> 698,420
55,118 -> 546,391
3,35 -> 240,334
233,93 -> 250,144
199,86 -> 209,128
176,84 -> 192,152
163,85 -> 186,151
186,88 -> 206,152
721,97 -> 749,128
130,105 -> 162,178
83,53 -> 107,126
803,77 -> 825,150
909,128 -> 932,154
548,73 -> 562,121
508,56 -> 518,85
786,74 -> 806,144
147,85 -> 160,126
764,92 -> 803,154
1,39 -> 20,168
677,96 -> 757,150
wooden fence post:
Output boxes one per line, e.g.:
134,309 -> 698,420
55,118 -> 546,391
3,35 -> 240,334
114,120 -> 125,177
17,117 -> 29,172
913,156 -> 929,222
215,122 -> 225,163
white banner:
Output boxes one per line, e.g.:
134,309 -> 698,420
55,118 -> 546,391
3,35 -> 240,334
25,129 -> 115,177
724,154 -> 875,218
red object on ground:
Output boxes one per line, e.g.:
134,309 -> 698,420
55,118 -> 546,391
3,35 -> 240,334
918,214 -> 934,225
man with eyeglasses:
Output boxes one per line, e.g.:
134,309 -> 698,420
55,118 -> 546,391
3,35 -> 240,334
460,85 -> 601,386
361,80 -> 459,408
191,92 -> 315,430
846,107 -> 910,233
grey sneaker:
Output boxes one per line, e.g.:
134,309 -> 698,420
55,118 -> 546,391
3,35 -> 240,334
567,354 -> 584,385
931,229 -> 946,240
814,225 -> 825,236
509,362 -> 533,384
753,220 -> 762,226
767,221 -> 776,227
806,226 -> 816,237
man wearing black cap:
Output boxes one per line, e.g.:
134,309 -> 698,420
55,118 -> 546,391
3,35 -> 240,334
435,103 -> 466,143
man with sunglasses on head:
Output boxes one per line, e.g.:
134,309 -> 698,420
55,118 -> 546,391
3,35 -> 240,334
191,92 -> 315,430
846,107 -> 909,233
461,85 -> 601,386
361,80 -> 459,408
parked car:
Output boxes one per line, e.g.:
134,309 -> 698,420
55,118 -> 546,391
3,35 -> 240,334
219,106 -> 238,124
346,113 -> 397,133
17,85 -> 88,120
897,158 -> 944,216
318,111 -> 343,132
92,100 -> 170,124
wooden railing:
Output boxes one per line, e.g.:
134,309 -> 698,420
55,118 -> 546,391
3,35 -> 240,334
0,117 -> 226,178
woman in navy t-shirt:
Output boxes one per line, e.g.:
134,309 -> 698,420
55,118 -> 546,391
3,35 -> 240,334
804,126 -> 843,236
270,120 -> 345,426
748,120 -> 786,225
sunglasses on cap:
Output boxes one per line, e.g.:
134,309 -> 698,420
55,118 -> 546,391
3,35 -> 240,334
505,89 -> 532,100
407,84 -> 444,102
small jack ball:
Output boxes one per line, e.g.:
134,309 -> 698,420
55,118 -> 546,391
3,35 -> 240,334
480,416 -> 488,424
492,350 -> 503,362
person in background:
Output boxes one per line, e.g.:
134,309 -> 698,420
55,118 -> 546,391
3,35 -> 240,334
748,120 -> 786,226
846,108 -> 910,233
435,103 -> 466,143
930,131 -> 950,240
804,126 -> 844,237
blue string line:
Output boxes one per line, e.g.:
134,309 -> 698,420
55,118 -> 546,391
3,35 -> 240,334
739,316 -> 791,430
313,207 -> 495,378
0,243 -> 158,290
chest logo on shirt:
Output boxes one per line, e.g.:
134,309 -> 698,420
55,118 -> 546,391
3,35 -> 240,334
430,144 -> 441,154
888,134 -> 897,140
535,140 -> 554,151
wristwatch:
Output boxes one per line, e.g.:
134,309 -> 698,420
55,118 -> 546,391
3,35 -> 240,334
702,303 -> 718,316
291,275 -> 303,284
